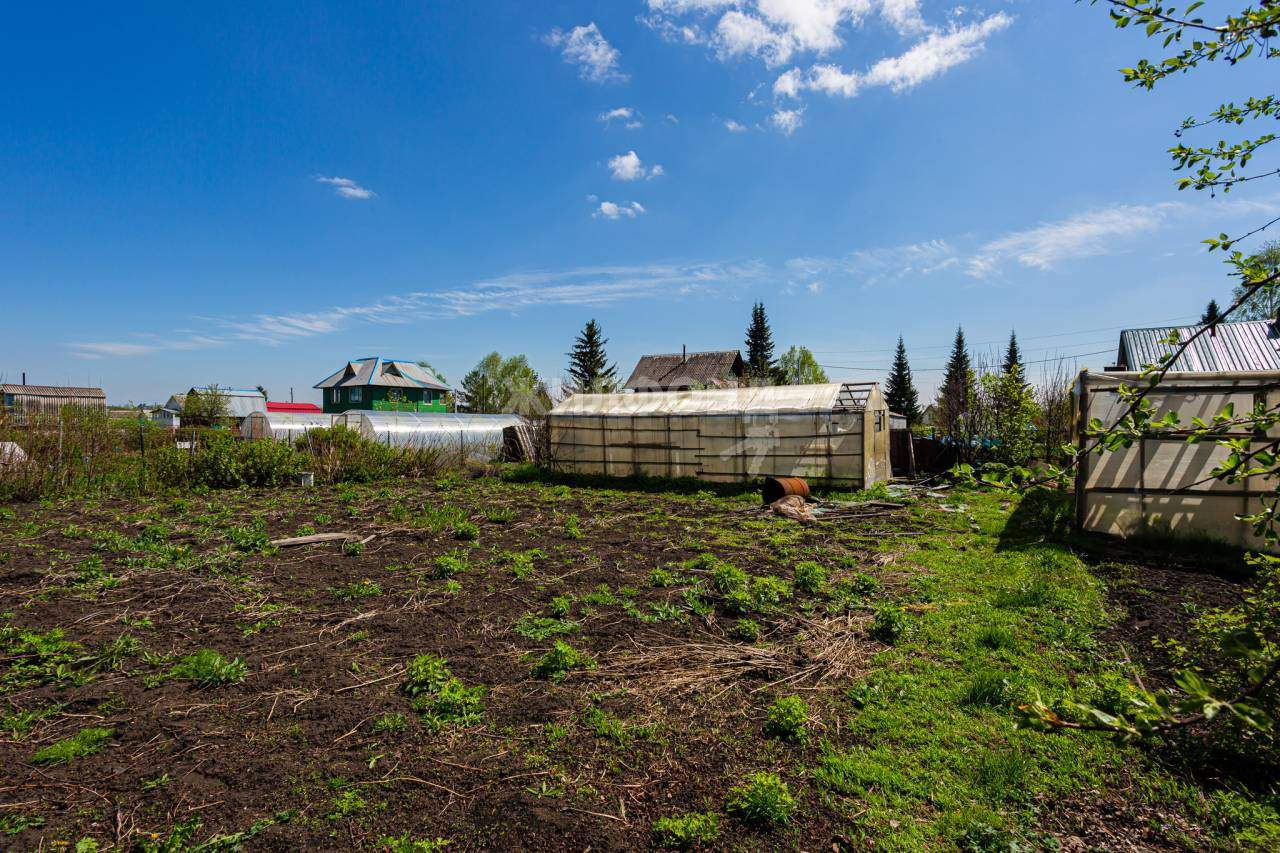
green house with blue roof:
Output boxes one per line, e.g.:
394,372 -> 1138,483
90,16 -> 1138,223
314,357 -> 452,414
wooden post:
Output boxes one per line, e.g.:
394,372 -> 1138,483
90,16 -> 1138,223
1073,371 -> 1090,533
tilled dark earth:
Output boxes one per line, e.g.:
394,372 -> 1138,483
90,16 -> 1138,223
0,476 -> 921,850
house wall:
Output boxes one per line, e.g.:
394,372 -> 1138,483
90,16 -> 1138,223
322,386 -> 446,414
1075,370 -> 1280,553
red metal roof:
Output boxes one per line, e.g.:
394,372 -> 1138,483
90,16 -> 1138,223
266,402 -> 322,413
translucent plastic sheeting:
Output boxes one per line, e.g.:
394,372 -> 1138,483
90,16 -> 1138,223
338,411 -> 522,455
550,383 -> 873,417
246,412 -> 334,442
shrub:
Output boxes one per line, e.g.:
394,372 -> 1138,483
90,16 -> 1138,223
729,619 -> 760,642
531,640 -> 595,682
652,811 -> 721,848
513,614 -> 579,641
763,695 -> 809,743
870,605 -> 908,644
725,772 -> 795,826
169,650 -> 248,688
402,653 -> 452,698
342,539 -> 365,557
793,561 -> 827,594
31,727 -> 113,765
563,514 -> 583,539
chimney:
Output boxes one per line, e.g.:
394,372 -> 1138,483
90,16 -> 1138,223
682,345 -> 687,363
21,372 -> 26,386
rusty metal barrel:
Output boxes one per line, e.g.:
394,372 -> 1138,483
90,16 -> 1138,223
762,476 -> 810,505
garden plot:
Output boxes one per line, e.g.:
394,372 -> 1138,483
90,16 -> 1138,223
0,475 -> 1273,850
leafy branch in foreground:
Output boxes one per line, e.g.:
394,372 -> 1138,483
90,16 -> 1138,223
1017,631 -> 1278,740
998,2 -> 1280,746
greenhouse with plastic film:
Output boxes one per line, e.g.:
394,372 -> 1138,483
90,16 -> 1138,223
242,411 -> 334,442
548,382 -> 891,488
334,411 -> 523,459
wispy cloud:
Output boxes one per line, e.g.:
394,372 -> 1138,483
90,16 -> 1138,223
724,118 -> 748,132
966,203 -> 1180,278
545,23 -> 627,84
69,342 -> 161,359
593,200 -> 647,220
608,150 -> 665,180
787,239 -> 958,286
315,175 -> 376,200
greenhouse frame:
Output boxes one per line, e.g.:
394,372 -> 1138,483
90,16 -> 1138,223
547,382 -> 891,488
242,411 -> 334,442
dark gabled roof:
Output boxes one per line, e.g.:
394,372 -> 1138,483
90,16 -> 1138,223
1117,320 -> 1280,372
624,350 -> 744,391
314,357 -> 451,392
1,384 -> 105,399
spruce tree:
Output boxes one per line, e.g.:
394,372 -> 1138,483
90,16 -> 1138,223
937,326 -> 975,451
566,319 -> 618,393
1201,299 -> 1223,325
1002,331 -> 1024,375
744,302 -> 777,381
884,336 -> 921,425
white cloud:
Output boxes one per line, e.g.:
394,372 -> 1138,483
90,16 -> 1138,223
666,113 -> 680,123
599,107 -> 643,128
774,12 -> 1012,100
966,203 -> 1179,278
646,1 -> 937,69
724,118 -> 748,132
769,107 -> 804,135
545,23 -> 627,84
807,280 -> 823,294
594,200 -> 647,220
863,13 -> 1012,92
608,150 -> 665,180
315,176 -> 376,200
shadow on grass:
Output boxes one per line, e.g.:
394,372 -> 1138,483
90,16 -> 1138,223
997,487 -> 1250,577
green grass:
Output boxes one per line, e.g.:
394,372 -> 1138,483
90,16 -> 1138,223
31,726 -> 113,765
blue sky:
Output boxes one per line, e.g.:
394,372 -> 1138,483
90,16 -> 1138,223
2,1 -> 1275,404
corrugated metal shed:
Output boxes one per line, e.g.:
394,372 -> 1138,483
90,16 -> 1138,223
186,388 -> 266,420
314,357 -> 450,391
551,383 -> 874,416
1116,320 -> 1280,372
1,384 -> 106,412
624,350 -> 744,391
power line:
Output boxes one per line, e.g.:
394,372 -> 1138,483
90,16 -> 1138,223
808,314 -> 1197,356
818,348 -> 1115,374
